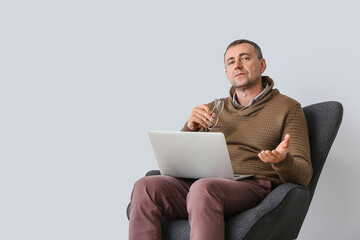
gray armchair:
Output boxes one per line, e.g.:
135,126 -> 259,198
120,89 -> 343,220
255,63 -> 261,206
127,101 -> 343,240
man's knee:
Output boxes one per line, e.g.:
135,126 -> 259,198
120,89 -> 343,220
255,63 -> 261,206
131,176 -> 165,201
188,178 -> 216,194
187,179 -> 223,209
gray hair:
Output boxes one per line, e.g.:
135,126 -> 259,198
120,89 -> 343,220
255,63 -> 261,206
224,39 -> 263,61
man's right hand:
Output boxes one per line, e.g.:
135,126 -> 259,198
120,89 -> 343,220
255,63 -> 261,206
187,104 -> 213,130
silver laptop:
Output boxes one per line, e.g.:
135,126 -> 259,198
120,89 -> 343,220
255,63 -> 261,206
148,131 -> 253,180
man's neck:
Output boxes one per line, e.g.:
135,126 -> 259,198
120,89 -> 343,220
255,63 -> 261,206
234,82 -> 264,107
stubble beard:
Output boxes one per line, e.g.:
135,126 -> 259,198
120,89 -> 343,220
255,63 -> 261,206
232,77 -> 255,91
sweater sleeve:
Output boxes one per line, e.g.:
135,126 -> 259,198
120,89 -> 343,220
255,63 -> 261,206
271,103 -> 313,187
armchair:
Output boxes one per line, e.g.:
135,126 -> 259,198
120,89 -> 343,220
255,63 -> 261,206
127,101 -> 343,240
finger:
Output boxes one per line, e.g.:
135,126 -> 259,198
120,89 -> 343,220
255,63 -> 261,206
191,111 -> 211,125
259,150 -> 275,163
191,115 -> 209,128
282,134 -> 290,148
258,151 -> 268,162
187,105 -> 213,130
259,153 -> 273,163
193,106 -> 212,120
198,104 -> 212,114
264,150 -> 277,161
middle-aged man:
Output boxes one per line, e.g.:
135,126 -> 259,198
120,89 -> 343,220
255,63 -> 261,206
129,39 -> 313,240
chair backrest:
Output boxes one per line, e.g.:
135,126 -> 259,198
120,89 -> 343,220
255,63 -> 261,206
302,101 -> 343,195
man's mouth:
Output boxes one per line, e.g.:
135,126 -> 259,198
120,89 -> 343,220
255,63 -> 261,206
235,72 -> 245,77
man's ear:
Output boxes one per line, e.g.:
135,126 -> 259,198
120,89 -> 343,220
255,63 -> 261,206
260,59 -> 267,73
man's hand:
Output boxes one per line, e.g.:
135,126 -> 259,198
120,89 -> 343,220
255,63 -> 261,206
258,134 -> 290,164
187,104 -> 213,130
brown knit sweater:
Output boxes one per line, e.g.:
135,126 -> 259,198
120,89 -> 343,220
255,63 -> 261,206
181,76 -> 312,187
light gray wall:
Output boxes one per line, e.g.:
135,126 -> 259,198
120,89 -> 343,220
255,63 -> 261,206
1,1 -> 359,239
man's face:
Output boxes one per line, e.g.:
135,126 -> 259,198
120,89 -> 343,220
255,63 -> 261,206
224,43 -> 266,90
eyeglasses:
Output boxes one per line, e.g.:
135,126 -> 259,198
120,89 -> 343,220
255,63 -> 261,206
208,99 -> 224,130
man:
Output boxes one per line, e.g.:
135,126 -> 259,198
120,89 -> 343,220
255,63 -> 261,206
129,39 -> 312,240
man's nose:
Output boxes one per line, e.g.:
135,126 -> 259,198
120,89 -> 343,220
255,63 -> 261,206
235,60 -> 243,69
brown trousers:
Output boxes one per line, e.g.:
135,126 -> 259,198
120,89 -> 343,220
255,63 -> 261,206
129,175 -> 272,240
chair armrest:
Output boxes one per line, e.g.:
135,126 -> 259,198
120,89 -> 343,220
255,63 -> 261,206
226,183 -> 311,240
146,170 -> 161,176
126,202 -> 131,220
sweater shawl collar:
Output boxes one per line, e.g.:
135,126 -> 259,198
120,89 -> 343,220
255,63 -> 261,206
228,76 -> 279,115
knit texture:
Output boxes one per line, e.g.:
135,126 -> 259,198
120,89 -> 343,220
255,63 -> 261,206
182,76 -> 312,187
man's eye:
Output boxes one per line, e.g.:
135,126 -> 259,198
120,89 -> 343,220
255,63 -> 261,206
242,57 -> 249,61
228,61 -> 235,65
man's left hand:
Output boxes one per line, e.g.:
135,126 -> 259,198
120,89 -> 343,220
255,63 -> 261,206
258,134 -> 290,164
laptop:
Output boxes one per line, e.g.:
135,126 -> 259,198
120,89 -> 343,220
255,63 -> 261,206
148,131 -> 253,180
